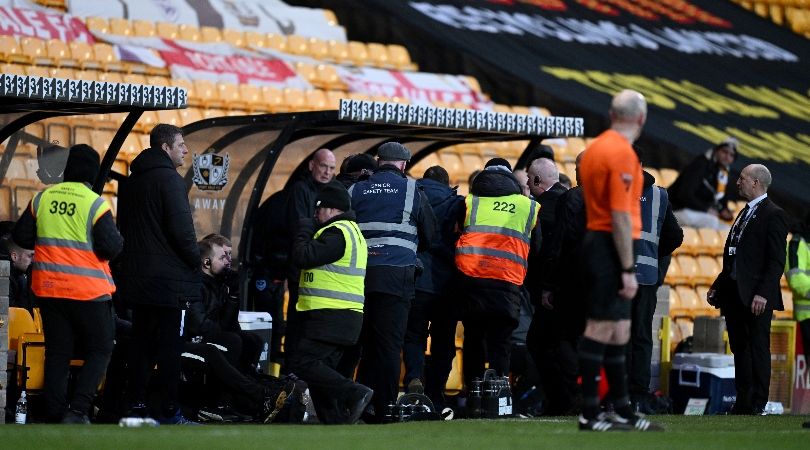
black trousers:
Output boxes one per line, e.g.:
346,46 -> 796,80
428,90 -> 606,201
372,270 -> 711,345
626,284 -> 658,396
800,319 -> 810,363
357,290 -> 412,419
127,305 -> 182,416
289,335 -> 358,424
251,269 -> 286,363
403,291 -> 432,385
39,298 -> 115,420
424,300 -> 459,409
462,312 -> 516,391
722,297 -> 773,411
284,280 -> 301,368
209,330 -> 264,375
182,342 -> 266,414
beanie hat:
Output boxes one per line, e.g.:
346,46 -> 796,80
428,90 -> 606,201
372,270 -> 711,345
316,181 -> 351,211
484,157 -> 512,173
377,142 -> 411,161
63,144 -> 100,184
344,153 -> 377,174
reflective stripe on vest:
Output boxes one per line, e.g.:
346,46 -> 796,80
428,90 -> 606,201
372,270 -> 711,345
351,172 -> 419,266
298,220 -> 368,312
455,194 -> 538,285
786,237 -> 810,322
636,185 -> 667,285
31,182 -> 115,301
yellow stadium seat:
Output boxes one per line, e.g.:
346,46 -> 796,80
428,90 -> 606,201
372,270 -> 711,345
675,285 -> 702,316
120,133 -> 143,156
445,349 -> 464,392
658,168 -> 679,188
675,255 -> 700,286
664,256 -> 683,285
24,65 -> 50,78
85,16 -> 109,35
315,64 -> 345,90
156,22 -> 179,40
93,43 -> 123,72
675,227 -> 701,255
347,41 -> 369,66
48,67 -> 75,80
136,111 -> 159,132
21,37 -> 49,66
286,34 -> 309,55
294,61 -> 317,85
90,129 -> 115,153
222,28 -> 245,47
146,75 -> 170,86
283,88 -> 307,111
109,17 -> 133,36
304,89 -> 329,111
367,42 -> 389,68
697,227 -> 723,255
262,86 -> 287,112
238,83 -> 264,111
0,63 -> 26,76
178,24 -> 201,42
123,73 -> 147,85
200,26 -> 222,43
322,9 -> 338,26
17,332 -> 45,390
244,31 -> 265,48
192,79 -> 219,107
439,151 -> 465,182
156,109 -> 181,127
0,35 -> 26,64
177,107 -> 203,126
69,41 -> 98,70
264,33 -> 287,52
217,82 -> 246,110
308,37 -> 330,60
695,255 -> 720,285
327,40 -> 350,63
387,44 -> 417,71
132,19 -> 156,37
325,90 -> 345,110
97,71 -> 124,84
202,108 -> 225,120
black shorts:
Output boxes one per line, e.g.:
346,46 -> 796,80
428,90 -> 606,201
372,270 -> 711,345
581,231 -> 631,321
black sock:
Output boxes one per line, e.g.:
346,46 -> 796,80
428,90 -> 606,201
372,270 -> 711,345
604,344 -> 632,418
578,337 -> 605,419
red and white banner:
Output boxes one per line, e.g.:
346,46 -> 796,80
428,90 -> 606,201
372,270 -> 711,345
159,39 -> 309,87
68,0 -> 345,41
337,66 -> 492,109
0,6 -> 94,42
793,327 -> 810,414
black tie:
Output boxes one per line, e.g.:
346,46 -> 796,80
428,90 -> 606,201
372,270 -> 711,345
730,204 -> 750,247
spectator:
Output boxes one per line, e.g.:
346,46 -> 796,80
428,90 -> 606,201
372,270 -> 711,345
668,137 -> 737,230
402,165 -> 465,409
559,173 -> 572,190
626,170 -> 683,413
577,90 -> 662,431
456,158 -> 539,396
708,164 -> 789,414
336,153 -> 377,189
348,142 -> 436,422
13,144 -> 123,424
288,182 -> 374,424
187,234 -> 263,376
284,148 -> 336,364
117,123 -> 201,425
2,235 -> 34,312
524,157 -> 573,415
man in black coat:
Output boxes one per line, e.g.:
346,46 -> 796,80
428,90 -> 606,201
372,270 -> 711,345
116,123 -> 201,424
708,164 -> 789,414
2,235 -> 34,312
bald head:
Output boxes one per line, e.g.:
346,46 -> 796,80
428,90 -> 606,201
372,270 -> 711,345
609,90 -> 647,141
309,148 -> 336,184
737,163 -> 772,200
527,157 -> 559,197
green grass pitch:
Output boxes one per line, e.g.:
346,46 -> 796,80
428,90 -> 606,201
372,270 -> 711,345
3,415 -> 809,449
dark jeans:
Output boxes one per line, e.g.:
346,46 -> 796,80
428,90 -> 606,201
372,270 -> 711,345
403,291 -> 432,384
722,298 -> 773,411
626,284 -> 658,396
40,298 -> 115,420
357,290 -> 412,420
127,305 -> 182,416
289,335 -> 358,424
182,342 -> 266,414
424,297 -> 458,409
462,312 -> 517,391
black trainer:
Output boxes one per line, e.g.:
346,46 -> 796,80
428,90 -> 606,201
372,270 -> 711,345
609,412 -> 665,431
345,384 -> 374,425
61,410 -> 91,425
578,413 -> 632,431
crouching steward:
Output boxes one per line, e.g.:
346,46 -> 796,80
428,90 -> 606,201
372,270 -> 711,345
288,181 -> 374,424
13,144 -> 124,424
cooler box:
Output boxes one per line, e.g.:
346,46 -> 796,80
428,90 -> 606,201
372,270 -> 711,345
670,353 -> 736,414
238,311 -> 272,374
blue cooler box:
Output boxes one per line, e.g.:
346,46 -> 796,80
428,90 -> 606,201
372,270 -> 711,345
238,311 -> 273,374
669,353 -> 736,415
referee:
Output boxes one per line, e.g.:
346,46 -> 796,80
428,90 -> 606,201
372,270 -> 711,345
577,90 -> 662,432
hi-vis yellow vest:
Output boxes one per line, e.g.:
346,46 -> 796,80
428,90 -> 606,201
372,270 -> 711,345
786,237 -> 810,322
31,182 -> 115,301
456,194 -> 538,285
298,220 -> 367,313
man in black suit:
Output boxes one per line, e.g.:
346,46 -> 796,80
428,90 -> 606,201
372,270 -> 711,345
707,163 -> 789,415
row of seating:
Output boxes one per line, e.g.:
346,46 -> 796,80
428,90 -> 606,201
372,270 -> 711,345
668,283 -> 794,320
734,0 -> 810,35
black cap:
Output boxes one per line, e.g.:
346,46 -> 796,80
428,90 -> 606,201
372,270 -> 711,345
315,182 -> 351,211
377,142 -> 411,161
484,157 -> 512,172
63,144 -> 100,184
344,153 -> 377,174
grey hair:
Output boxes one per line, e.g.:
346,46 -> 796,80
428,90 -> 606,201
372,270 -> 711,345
748,164 -> 772,190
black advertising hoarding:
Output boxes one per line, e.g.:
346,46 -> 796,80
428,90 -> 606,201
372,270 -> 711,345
348,0 -> 810,212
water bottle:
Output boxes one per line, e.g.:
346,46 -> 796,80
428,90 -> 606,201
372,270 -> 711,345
15,391 -> 27,424
118,417 -> 160,427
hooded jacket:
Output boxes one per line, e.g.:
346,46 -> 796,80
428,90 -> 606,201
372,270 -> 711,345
115,147 -> 201,309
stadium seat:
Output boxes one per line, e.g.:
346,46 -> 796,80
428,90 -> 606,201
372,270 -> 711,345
132,19 -> 157,37
367,42 -> 389,67
146,75 -> 170,86
156,22 -> 179,40
0,36 -> 26,64
325,90 -> 345,110
695,255 -> 720,285
69,41 -> 98,70
192,79 -> 220,108
217,82 -> 246,110
387,44 -> 417,71
222,28 -> 245,47
676,227 -> 701,255
264,33 -> 287,52
97,71 -> 124,84
347,41 -> 370,66
123,73 -> 147,85
244,31 -> 266,48
315,64 -> 345,90
238,84 -> 264,111
72,69 -> 97,81
25,65 -> 50,78
283,88 -> 307,111
304,89 -> 329,111
21,37 -> 49,66
675,255 -> 700,286
698,227 -> 723,255
262,86 -> 287,112
327,40 -> 350,64
156,109 -> 182,127
85,16 -> 109,35
658,168 -> 678,188
322,8 -> 339,26
109,17 -> 133,36
675,285 -> 702,317
438,150 -> 464,182
645,168 -> 661,185
445,349 -> 464,392
286,34 -> 309,55
294,61 -> 318,85
308,37 -> 330,60
179,24 -> 201,42
200,26 -> 223,43
93,43 -> 123,72
178,107 -> 204,126
664,256 -> 683,286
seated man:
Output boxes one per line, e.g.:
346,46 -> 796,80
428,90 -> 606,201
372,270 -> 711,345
1,235 -> 35,312
668,137 -> 737,230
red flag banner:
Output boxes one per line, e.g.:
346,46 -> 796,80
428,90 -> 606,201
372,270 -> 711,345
0,6 -> 94,42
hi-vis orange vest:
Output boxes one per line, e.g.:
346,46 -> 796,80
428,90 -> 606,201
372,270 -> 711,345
455,194 -> 538,286
30,182 -> 116,301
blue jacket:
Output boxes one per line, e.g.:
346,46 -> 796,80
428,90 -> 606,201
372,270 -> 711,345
415,178 -> 464,294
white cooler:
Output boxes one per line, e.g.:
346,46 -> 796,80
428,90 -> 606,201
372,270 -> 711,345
238,311 -> 273,374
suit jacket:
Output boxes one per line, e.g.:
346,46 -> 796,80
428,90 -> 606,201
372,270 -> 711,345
711,197 -> 789,310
